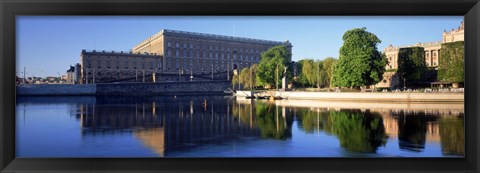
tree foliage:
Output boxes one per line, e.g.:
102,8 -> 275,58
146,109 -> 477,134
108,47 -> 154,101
239,64 -> 259,90
322,57 -> 337,88
332,27 -> 386,88
295,58 -> 337,88
397,47 -> 427,86
438,41 -> 464,83
257,45 -> 292,88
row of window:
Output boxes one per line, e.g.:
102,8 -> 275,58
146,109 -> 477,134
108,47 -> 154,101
85,60 -> 161,70
166,41 -> 266,54
166,49 -> 260,61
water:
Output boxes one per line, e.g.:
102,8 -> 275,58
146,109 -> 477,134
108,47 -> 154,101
16,95 -> 464,157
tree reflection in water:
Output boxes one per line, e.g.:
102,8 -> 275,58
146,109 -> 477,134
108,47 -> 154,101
330,110 -> 387,153
439,115 -> 464,156
254,102 -> 292,140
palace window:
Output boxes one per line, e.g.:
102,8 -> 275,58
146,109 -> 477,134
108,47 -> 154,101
175,42 -> 179,48
167,42 -> 171,47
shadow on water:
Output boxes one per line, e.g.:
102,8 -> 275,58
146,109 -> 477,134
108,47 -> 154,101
16,95 -> 465,157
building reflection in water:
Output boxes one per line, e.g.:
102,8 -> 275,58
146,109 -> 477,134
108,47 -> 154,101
74,96 -> 464,156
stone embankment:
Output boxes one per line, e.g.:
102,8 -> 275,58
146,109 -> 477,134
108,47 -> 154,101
236,90 -> 464,102
17,81 -> 231,96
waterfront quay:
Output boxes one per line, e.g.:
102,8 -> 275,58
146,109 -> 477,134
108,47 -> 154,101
235,90 -> 464,102
16,80 -> 230,96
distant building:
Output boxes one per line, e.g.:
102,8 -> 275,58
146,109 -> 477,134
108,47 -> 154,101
131,29 -> 292,75
73,63 -> 81,84
66,65 -> 75,84
80,50 -> 162,84
377,20 -> 464,89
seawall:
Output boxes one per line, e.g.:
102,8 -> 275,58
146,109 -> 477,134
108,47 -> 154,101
16,81 -> 231,96
16,84 -> 97,96
236,90 -> 464,102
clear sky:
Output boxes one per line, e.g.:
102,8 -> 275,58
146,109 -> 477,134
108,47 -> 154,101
17,16 -> 463,77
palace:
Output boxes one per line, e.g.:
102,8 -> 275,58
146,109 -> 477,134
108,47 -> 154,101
132,29 -> 292,75
377,21 -> 464,89
77,29 -> 292,83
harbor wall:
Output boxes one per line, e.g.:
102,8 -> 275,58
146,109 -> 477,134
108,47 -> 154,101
16,81 -> 231,96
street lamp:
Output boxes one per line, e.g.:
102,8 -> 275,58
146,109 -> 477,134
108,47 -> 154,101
211,64 -> 214,80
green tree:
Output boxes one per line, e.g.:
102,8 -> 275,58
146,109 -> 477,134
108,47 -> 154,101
438,41 -> 464,83
397,47 -> 427,87
316,60 -> 329,88
295,59 -> 309,87
232,74 -> 239,88
239,67 -> 254,90
300,59 -> 317,87
322,57 -> 338,88
332,27 -> 386,89
257,45 -> 292,89
250,63 -> 259,89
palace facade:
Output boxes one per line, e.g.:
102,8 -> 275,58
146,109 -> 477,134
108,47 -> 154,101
77,29 -> 292,83
377,21 -> 464,89
80,50 -> 162,84
132,29 -> 292,75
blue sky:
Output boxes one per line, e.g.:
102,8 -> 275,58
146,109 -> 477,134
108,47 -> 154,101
17,16 -> 463,77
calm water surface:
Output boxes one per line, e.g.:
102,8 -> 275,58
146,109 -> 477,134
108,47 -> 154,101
16,95 -> 464,157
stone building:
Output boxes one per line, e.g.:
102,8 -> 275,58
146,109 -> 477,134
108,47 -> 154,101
131,29 -> 292,75
377,20 -> 464,89
80,50 -> 162,84
66,65 -> 75,84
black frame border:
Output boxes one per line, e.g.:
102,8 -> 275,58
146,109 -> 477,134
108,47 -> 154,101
1,0 -> 479,173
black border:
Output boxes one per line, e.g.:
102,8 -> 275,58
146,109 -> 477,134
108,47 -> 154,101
1,0 -> 479,173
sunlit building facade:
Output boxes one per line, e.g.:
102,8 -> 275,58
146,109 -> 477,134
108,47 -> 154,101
132,29 -> 292,75
80,50 -> 162,84
377,20 -> 464,89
